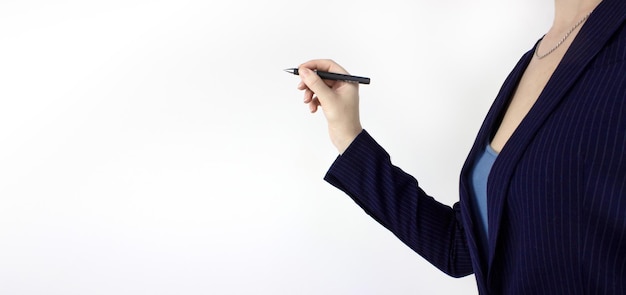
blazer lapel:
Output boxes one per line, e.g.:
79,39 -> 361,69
486,0 -> 626,281
459,48 -> 533,280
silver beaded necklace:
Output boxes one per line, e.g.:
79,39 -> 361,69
535,11 -> 592,59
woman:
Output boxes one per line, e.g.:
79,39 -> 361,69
295,0 -> 625,294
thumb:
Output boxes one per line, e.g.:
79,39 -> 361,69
299,67 -> 333,101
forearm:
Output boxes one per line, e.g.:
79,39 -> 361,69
324,130 -> 474,277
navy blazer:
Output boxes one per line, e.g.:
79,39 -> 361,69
324,0 -> 626,294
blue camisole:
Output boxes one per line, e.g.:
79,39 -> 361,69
469,144 -> 498,257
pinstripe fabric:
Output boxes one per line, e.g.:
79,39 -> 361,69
324,0 -> 625,294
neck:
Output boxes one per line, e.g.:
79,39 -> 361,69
553,0 -> 602,28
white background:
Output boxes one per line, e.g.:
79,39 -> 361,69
0,1 -> 551,294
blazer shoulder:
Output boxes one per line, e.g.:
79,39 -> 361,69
588,19 -> 626,68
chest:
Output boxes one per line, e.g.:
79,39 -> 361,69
490,56 -> 562,152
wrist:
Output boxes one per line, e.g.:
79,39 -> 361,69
330,125 -> 363,154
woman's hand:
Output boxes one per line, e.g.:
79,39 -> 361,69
297,59 -> 363,154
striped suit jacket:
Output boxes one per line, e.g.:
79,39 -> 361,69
324,0 -> 626,294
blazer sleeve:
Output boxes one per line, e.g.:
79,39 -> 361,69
324,130 -> 474,278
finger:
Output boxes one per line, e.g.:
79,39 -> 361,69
299,59 -> 349,75
299,67 -> 333,101
301,74 -> 338,90
304,88 -> 314,103
309,97 -> 321,113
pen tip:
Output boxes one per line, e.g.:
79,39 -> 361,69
284,68 -> 297,74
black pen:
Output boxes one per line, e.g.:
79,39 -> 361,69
284,68 -> 370,85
